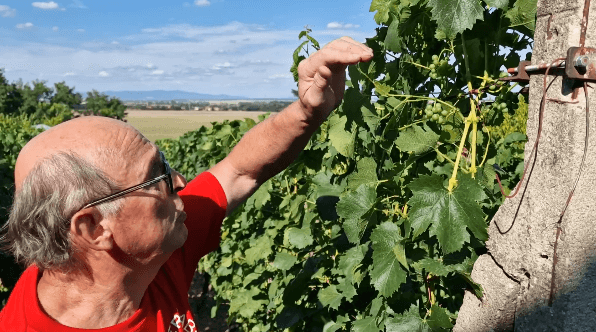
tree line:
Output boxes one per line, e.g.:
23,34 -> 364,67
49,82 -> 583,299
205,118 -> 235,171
0,69 -> 127,122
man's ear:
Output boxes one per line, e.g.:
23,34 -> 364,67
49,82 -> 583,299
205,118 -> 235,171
70,208 -> 114,251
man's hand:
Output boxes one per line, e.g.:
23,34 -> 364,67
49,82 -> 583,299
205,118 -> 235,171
209,36 -> 373,215
297,37 -> 374,120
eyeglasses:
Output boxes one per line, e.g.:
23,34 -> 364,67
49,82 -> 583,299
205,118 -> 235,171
81,151 -> 174,209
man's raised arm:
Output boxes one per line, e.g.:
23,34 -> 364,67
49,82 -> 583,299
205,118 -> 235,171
208,37 -> 374,215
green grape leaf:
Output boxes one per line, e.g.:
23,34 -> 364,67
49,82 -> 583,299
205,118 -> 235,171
408,174 -> 488,254
352,317 -> 381,332
394,124 -> 440,155
344,214 -> 374,245
505,0 -> 537,32
503,132 -> 527,144
370,222 -> 408,297
427,0 -> 484,39
393,240 -> 409,270
459,271 -> 484,298
476,164 -> 496,189
336,279 -> 358,302
386,305 -> 430,332
323,315 -> 350,332
287,227 -> 314,249
328,113 -> 356,158
369,297 -> 385,317
347,157 -> 378,191
229,287 -> 266,317
343,88 -> 380,132
426,304 -> 453,330
276,305 -> 303,329
484,0 -> 509,9
374,82 -> 392,97
338,244 -> 369,283
339,184 -> 377,244
311,171 -> 344,197
456,38 -> 483,81
412,258 -> 452,277
337,184 -> 377,220
385,19 -> 404,53
248,180 -> 272,209
244,235 -> 273,264
273,252 -> 298,271
369,0 -> 398,25
318,285 -> 343,310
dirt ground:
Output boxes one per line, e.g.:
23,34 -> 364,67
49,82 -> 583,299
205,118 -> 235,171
125,109 -> 268,142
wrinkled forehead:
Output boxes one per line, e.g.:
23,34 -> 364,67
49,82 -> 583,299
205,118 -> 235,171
14,116 -> 153,191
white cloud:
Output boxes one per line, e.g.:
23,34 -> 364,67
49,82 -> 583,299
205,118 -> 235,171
326,22 -> 360,29
111,41 -> 119,44
194,0 -> 210,6
32,2 -> 60,10
212,62 -> 232,70
69,0 -> 87,9
52,26 -> 59,31
77,28 -> 85,32
0,22 -> 370,98
16,22 -> 34,29
0,5 -> 16,17
139,22 -> 289,42
268,73 -> 292,79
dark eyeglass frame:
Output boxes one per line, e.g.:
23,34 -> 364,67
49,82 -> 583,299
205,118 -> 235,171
81,151 -> 174,209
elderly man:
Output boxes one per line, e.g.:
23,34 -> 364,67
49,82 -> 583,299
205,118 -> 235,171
0,37 -> 373,331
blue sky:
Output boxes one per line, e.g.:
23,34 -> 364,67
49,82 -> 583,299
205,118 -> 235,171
0,1 -> 378,98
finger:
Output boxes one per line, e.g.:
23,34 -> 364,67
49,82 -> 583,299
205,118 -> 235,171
326,37 -> 373,60
300,38 -> 373,75
300,48 -> 370,79
335,36 -> 373,54
312,65 -> 333,90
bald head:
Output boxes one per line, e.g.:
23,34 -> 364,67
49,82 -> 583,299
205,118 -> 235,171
15,116 -> 152,191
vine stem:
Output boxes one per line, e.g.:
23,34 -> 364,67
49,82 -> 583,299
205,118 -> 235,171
403,60 -> 432,71
425,273 -> 436,307
479,128 -> 491,168
469,82 -> 479,178
398,119 -> 427,131
381,195 -> 401,202
461,34 -> 472,84
433,147 -> 469,174
448,120 -> 469,192
385,93 -> 459,112
355,65 -> 465,120
448,36 -> 479,191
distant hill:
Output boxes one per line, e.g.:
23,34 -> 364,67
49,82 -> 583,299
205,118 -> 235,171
101,90 -> 249,101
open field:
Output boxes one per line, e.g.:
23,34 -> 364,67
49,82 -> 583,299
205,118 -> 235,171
125,109 -> 268,141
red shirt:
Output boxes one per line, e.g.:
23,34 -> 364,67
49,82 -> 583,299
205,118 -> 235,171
0,172 -> 227,332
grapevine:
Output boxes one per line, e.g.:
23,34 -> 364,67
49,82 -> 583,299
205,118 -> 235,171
158,1 -> 538,330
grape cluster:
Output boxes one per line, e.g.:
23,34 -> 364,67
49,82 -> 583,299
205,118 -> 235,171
487,72 -> 509,92
491,89 -> 518,115
423,102 -> 448,124
429,55 -> 450,80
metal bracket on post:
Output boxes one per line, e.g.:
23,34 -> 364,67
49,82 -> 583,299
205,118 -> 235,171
499,61 -> 531,83
565,47 -> 596,82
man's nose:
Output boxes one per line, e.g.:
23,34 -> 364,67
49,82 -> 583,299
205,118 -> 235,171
172,170 -> 187,193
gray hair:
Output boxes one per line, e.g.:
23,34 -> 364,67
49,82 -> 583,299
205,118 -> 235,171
2,151 -> 123,271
